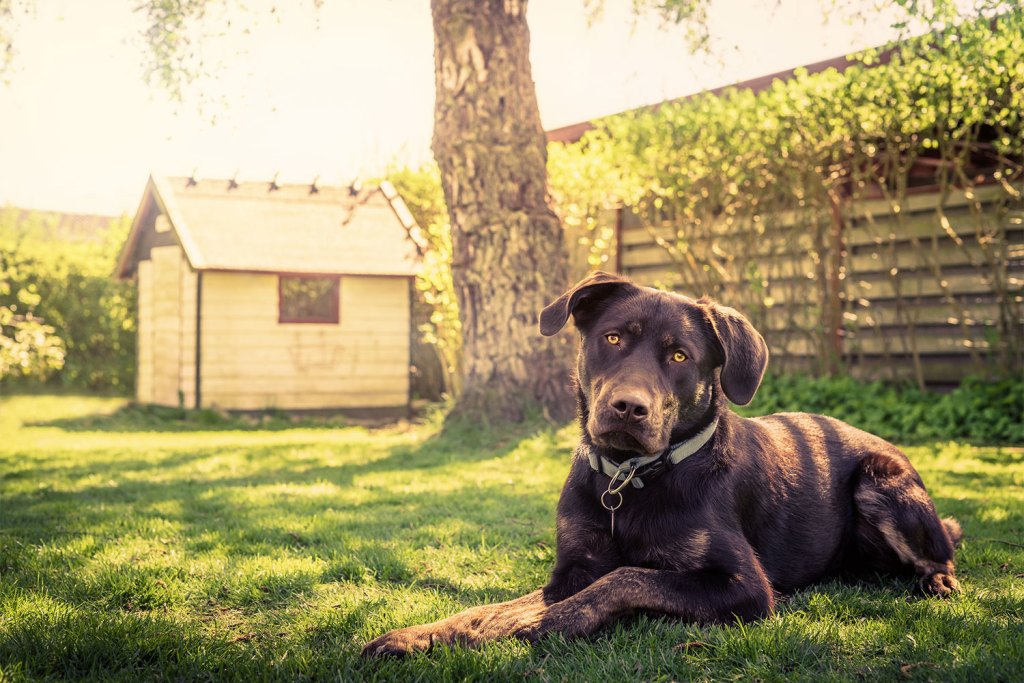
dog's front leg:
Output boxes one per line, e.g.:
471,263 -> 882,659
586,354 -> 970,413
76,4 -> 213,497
361,588 -> 552,657
533,557 -> 775,640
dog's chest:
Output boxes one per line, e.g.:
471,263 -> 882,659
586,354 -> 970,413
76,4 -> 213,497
609,494 -> 714,571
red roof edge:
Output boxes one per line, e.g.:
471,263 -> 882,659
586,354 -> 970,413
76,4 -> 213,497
546,121 -> 597,143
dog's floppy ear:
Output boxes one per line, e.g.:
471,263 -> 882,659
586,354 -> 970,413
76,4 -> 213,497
540,271 -> 635,336
705,302 -> 769,405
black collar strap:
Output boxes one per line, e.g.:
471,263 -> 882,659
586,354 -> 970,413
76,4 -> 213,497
587,418 -> 719,489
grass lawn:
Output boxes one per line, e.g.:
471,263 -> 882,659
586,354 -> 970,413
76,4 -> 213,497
0,394 -> 1022,682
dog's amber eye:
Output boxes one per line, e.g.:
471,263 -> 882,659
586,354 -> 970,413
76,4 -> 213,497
606,334 -> 620,345
672,351 -> 687,363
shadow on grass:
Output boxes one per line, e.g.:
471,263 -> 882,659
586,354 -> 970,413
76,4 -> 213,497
0,414 -> 564,592
3,411 -> 1022,681
28,402 -> 363,433
5,413 -> 556,488
0,414 -> 574,680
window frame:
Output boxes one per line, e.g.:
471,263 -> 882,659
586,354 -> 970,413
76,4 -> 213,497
277,274 -> 341,324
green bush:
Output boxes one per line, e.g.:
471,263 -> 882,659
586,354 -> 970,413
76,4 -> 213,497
386,164 -> 462,397
0,261 -> 65,381
740,374 -> 1023,444
0,209 -> 135,392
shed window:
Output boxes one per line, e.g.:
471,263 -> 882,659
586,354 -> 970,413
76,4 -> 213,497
279,276 -> 340,324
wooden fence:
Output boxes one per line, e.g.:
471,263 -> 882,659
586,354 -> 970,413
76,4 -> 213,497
571,184 -> 1024,385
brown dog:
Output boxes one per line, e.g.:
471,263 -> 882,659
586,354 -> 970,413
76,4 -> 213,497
363,271 -> 961,656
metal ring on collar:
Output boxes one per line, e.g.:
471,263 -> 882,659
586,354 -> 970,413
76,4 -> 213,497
600,489 -> 624,512
608,466 -> 637,494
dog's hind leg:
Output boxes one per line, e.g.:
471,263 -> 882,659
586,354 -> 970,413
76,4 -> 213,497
852,451 -> 961,597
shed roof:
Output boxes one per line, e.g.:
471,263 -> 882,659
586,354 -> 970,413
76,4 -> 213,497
116,175 -> 422,279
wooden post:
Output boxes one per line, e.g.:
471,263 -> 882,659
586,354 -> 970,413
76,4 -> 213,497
826,188 -> 847,376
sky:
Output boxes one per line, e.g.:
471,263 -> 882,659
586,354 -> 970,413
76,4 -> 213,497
0,0 -> 901,216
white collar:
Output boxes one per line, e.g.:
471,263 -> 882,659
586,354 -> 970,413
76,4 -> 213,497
586,418 -> 719,489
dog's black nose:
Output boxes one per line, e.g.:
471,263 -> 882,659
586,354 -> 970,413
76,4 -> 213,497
610,393 -> 651,423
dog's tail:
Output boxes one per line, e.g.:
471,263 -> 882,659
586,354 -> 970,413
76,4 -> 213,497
942,517 -> 964,548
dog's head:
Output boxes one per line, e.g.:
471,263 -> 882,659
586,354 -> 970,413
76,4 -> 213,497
540,272 -> 768,456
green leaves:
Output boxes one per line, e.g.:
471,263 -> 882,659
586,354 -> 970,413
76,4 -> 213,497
386,164 -> 463,398
0,209 -> 135,389
552,9 -> 1024,238
548,8 -> 1024,382
739,374 -> 1024,444
0,228 -> 65,381
0,313 -> 65,381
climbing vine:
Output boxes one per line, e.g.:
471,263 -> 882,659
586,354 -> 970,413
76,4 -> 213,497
387,163 -> 463,398
548,8 -> 1024,385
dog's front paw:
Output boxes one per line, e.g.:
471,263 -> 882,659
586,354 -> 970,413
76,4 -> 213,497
361,626 -> 436,658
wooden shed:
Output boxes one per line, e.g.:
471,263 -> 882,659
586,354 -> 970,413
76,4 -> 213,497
115,175 -> 420,416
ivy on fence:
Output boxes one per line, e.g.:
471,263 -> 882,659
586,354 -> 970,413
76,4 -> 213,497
548,9 -> 1024,386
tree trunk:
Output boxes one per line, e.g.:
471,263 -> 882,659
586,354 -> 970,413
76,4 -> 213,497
430,0 -> 575,422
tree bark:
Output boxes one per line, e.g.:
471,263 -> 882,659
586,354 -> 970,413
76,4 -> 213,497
430,0 -> 575,422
